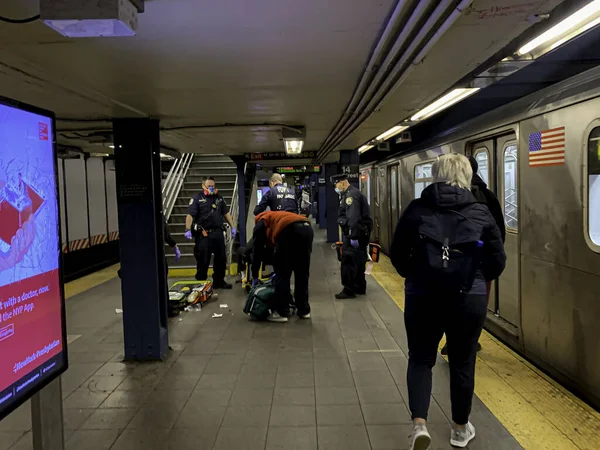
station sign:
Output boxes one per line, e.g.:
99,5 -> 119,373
0,97 -> 68,421
274,165 -> 320,174
341,164 -> 360,180
244,151 -> 317,161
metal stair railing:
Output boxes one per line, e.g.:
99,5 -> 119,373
162,153 -> 194,220
226,164 -> 242,267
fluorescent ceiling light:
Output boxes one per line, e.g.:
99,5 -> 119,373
108,144 -> 115,149
518,0 -> 600,55
376,125 -> 409,141
284,139 -> 304,155
410,88 -> 480,121
358,144 -> 374,154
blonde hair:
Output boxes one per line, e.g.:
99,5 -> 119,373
432,153 -> 472,189
270,173 -> 283,184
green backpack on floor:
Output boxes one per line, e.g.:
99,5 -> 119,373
243,279 -> 275,320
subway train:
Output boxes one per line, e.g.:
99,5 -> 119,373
360,64 -> 600,409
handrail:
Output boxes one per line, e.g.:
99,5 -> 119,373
226,163 -> 242,267
162,153 -> 194,220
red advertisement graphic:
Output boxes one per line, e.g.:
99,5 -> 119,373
38,122 -> 48,141
0,270 -> 63,391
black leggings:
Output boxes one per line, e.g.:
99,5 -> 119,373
404,292 -> 487,425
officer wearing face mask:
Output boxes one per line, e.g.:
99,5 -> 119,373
253,173 -> 298,215
185,176 -> 236,288
332,173 -> 372,299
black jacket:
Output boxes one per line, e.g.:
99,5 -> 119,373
338,185 -> 373,239
390,183 -> 506,287
164,215 -> 176,248
471,174 -> 506,243
254,184 -> 298,215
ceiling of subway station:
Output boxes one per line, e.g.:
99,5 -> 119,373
0,0 -> 571,159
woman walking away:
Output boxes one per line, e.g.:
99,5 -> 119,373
390,154 -> 506,449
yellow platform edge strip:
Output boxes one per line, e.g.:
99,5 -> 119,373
64,263 -> 239,299
371,254 -> 600,450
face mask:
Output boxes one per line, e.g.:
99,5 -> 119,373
207,186 -> 215,194
334,188 -> 341,195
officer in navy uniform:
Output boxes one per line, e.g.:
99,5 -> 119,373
185,176 -> 236,288
332,173 -> 373,299
253,173 -> 298,215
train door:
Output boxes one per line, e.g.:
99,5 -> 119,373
472,141 -> 496,315
376,166 -> 390,251
471,134 -> 520,329
389,164 -> 400,240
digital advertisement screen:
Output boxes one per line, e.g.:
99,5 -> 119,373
0,98 -> 67,421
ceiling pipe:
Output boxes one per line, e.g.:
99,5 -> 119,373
318,0 -> 416,153
317,0 -> 456,161
317,0 -> 473,162
372,0 -> 475,112
348,0 -> 436,121
361,0 -> 463,116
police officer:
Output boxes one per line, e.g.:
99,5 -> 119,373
332,173 -> 373,299
185,176 -> 236,288
253,173 -> 298,215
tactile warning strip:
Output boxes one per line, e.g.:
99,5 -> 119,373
371,254 -> 600,450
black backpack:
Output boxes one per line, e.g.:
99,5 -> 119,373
412,207 -> 484,294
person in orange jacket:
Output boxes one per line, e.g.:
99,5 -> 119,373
252,211 -> 314,323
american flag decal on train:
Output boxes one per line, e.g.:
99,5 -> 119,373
528,126 -> 565,167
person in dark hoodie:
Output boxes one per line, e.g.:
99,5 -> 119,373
440,155 -> 506,356
390,154 -> 506,450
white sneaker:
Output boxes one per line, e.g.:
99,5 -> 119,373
298,313 -> 311,319
267,312 -> 288,323
450,422 -> 475,448
409,424 -> 431,450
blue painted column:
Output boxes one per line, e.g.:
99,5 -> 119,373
318,174 -> 326,229
339,149 -> 360,188
113,118 -> 168,361
324,162 -> 340,242
231,156 -> 247,247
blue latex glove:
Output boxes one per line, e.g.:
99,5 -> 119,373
174,246 -> 181,262
350,239 -> 359,248
231,227 -> 237,239
252,279 -> 260,287
184,230 -> 193,240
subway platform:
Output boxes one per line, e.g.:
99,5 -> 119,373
1,230 -> 599,450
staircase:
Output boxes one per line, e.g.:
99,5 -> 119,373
166,154 -> 238,269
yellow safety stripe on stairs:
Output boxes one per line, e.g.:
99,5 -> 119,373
371,254 -> 600,450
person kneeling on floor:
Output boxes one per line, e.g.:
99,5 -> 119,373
252,211 -> 314,323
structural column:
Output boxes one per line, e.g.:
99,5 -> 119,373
113,118 -> 169,361
324,162 -> 339,242
318,174 -> 326,228
231,156 -> 247,247
339,149 -> 360,188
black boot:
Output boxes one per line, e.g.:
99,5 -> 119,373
335,291 -> 356,299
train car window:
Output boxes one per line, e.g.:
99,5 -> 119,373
390,168 -> 398,209
474,149 -> 490,186
414,162 -> 433,198
503,145 -> 518,229
587,128 -> 600,247
360,171 -> 371,205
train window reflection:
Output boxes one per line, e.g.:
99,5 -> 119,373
587,128 -> 600,247
474,150 -> 489,186
414,162 -> 433,198
503,145 -> 518,229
